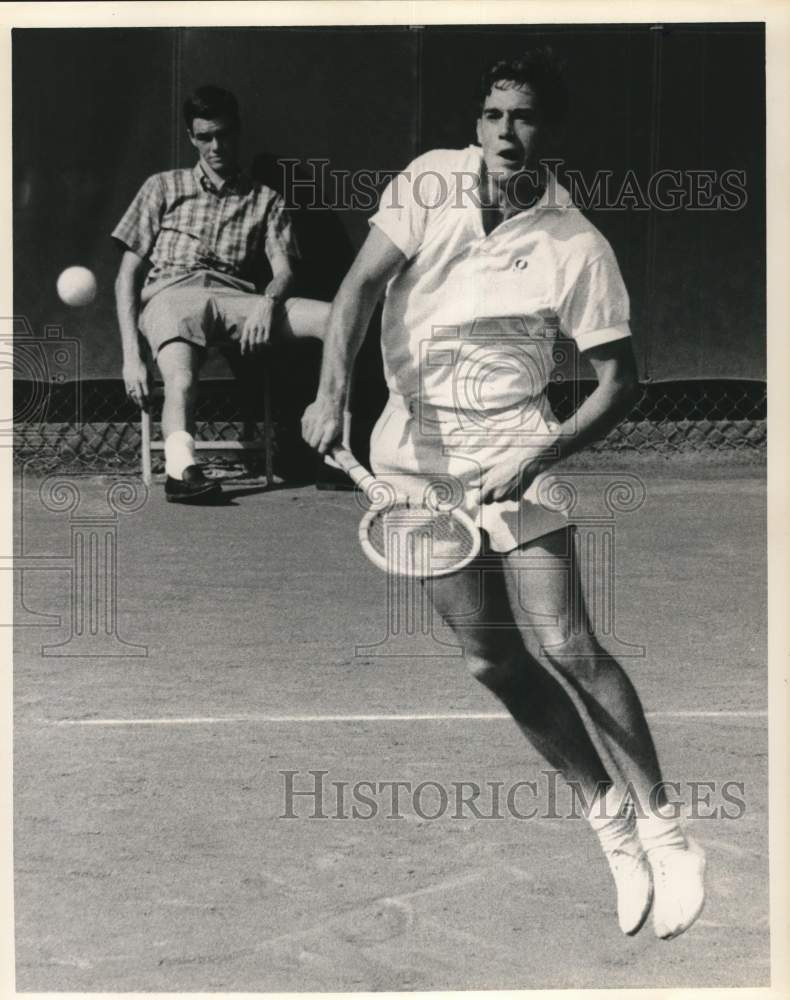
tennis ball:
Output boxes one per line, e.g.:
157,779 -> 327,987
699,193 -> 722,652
56,266 -> 97,307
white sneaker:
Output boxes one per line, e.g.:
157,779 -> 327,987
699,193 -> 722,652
647,836 -> 706,940
601,821 -> 654,936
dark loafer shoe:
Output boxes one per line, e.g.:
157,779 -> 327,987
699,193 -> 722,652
165,464 -> 222,504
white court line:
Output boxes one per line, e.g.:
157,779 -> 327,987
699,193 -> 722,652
49,709 -> 767,727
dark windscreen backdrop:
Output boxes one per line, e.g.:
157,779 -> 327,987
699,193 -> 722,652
12,24 -> 765,382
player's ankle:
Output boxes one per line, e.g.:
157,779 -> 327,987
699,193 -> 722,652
636,801 -> 687,853
586,786 -> 638,850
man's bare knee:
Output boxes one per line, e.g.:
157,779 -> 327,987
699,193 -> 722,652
162,368 -> 198,396
542,635 -> 615,685
465,651 -> 518,692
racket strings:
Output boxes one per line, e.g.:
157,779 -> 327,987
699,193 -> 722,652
366,502 -> 477,573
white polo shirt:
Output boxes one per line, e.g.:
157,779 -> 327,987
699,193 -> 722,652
370,146 -> 631,411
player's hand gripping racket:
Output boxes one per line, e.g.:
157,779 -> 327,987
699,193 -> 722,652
329,447 -> 481,578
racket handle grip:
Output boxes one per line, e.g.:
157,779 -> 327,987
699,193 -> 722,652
329,446 -> 374,493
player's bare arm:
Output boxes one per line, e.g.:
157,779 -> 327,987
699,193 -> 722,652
114,248 -> 150,407
556,337 -> 641,458
302,226 -> 406,454
239,246 -> 296,354
479,338 -> 640,503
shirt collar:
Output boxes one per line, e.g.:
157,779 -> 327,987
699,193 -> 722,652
194,163 -> 251,195
536,174 -> 573,211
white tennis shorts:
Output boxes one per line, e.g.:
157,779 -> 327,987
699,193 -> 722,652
368,393 -> 570,553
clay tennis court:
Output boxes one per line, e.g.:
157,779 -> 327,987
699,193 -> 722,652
12,462 -> 767,991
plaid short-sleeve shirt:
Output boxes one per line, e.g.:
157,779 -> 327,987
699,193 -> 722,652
112,165 -> 298,300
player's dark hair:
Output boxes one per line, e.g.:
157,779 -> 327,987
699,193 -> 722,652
183,85 -> 240,131
479,47 -> 568,126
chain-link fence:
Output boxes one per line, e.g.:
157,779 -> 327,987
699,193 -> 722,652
552,379 -> 767,455
12,376 -> 766,478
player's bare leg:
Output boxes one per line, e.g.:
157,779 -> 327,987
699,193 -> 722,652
277,297 -> 331,341
504,526 -> 705,939
156,339 -> 217,502
213,294 -> 331,345
428,551 -> 614,803
157,339 -> 202,440
429,542 -> 652,935
503,528 -> 663,805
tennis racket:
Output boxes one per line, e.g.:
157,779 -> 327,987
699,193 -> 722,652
329,446 -> 481,578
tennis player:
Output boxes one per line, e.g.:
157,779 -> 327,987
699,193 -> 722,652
302,49 -> 705,938
113,85 -> 328,502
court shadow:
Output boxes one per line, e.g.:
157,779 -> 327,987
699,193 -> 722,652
219,482 -> 306,503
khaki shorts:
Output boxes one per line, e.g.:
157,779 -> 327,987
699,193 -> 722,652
369,393 -> 570,553
139,272 -> 261,358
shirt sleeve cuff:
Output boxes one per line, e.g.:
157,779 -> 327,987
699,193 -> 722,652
110,231 -> 148,257
369,214 -> 416,259
575,322 -> 632,352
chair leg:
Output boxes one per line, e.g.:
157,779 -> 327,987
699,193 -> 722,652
343,401 -> 352,450
140,407 -> 152,485
262,366 -> 274,486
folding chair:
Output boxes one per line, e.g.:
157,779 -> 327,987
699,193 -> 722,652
139,363 -> 275,486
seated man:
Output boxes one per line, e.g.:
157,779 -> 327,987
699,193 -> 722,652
113,84 -> 328,502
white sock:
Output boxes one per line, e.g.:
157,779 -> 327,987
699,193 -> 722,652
165,430 -> 195,479
588,785 -> 631,849
636,801 -> 687,853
